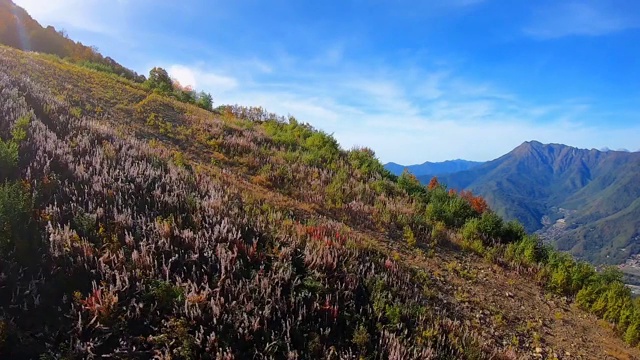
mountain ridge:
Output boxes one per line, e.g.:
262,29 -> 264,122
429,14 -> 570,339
384,159 -> 484,177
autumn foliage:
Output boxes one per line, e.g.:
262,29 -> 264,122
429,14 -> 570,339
427,176 -> 440,190
460,190 -> 489,214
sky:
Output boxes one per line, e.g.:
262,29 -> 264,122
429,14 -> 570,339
13,0 -> 640,164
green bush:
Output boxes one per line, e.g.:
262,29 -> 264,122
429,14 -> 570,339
397,170 -> 425,197
352,324 -> 370,351
461,217 -> 481,242
625,321 -> 640,346
505,235 -> 547,266
0,139 -> 18,180
446,196 -> 477,228
0,114 -> 30,181
78,60 -> 116,75
501,220 -> 526,244
403,225 -> 417,247
302,131 -> 340,167
326,169 -> 349,207
0,182 -> 34,259
424,187 -> 478,229
461,211 -> 504,245
348,147 -> 395,181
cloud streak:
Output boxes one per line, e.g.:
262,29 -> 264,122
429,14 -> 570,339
524,1 -> 639,39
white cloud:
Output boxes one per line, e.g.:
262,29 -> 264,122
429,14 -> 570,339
525,1 -> 639,39
167,65 -> 239,93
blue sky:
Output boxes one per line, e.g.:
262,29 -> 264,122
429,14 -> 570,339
14,0 -> 640,164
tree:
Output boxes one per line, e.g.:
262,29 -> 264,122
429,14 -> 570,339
196,91 -> 213,111
459,190 -> 489,214
147,67 -> 173,93
398,170 -> 424,196
427,176 -> 440,190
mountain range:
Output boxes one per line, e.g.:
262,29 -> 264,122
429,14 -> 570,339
384,159 -> 483,177
414,141 -> 640,264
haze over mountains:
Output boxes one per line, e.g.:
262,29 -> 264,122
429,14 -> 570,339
391,141 -> 640,265
384,159 -> 483,178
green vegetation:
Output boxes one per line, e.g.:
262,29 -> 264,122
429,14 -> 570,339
0,114 -> 36,264
0,182 -> 33,258
0,114 -> 28,180
144,66 -> 214,111
500,232 -> 640,347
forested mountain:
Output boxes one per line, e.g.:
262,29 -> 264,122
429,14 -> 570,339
2,2 -> 640,358
427,141 -> 640,264
385,159 -> 483,177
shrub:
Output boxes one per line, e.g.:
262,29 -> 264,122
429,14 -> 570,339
462,212 -> 503,245
505,235 -> 547,266
404,225 -> 417,247
326,169 -> 349,207
348,147 -> 395,180
0,319 -> 6,350
446,196 -> 477,228
625,321 -> 640,346
302,131 -> 340,167
430,221 -> 447,244
352,325 -> 370,351
0,182 -> 34,260
78,60 -> 116,75
146,280 -> 184,311
0,140 -> 18,180
0,114 -> 29,181
501,220 -> 526,244
397,170 -> 424,197
461,218 -> 481,242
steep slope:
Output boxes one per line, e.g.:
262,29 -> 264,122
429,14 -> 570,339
427,141 -> 640,264
1,43 -> 640,358
385,159 -> 483,177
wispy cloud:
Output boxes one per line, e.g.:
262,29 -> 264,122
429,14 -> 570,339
525,1 -> 639,39
166,46 -> 640,164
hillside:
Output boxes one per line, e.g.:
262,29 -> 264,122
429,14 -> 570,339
0,0 -> 144,81
385,159 -> 483,177
427,141 -> 640,264
2,37 -> 640,359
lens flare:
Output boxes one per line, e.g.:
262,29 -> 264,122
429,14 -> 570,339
10,5 -> 31,51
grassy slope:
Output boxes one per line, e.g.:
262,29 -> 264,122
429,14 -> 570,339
0,46 -> 638,359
